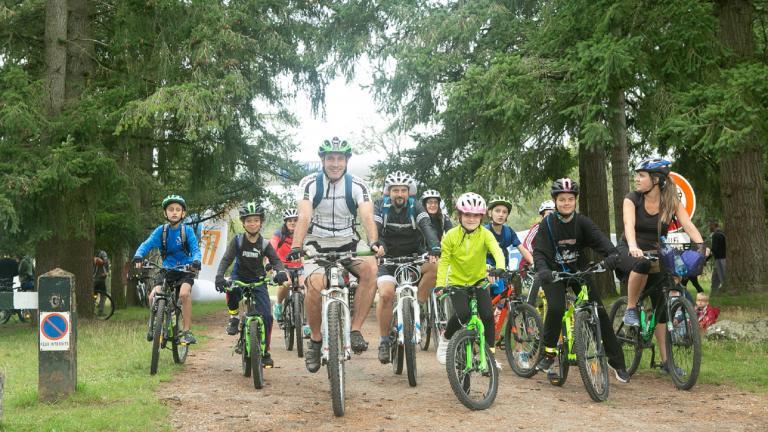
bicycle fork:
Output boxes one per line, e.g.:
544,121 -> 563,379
394,284 -> 421,345
321,267 -> 351,364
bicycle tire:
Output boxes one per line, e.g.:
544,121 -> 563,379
419,298 -> 432,351
445,329 -> 498,410
574,309 -> 609,402
327,301 -> 346,417
241,331 -> 251,377
294,293 -> 305,358
150,300 -> 165,375
94,292 -> 115,320
0,309 -> 11,324
171,306 -> 188,364
665,297 -> 701,390
608,297 -> 643,375
403,298 -> 418,387
283,297 -> 294,351
504,302 -> 543,378
390,312 -> 403,375
250,319 -> 264,389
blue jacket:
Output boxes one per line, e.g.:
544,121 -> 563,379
133,224 -> 202,268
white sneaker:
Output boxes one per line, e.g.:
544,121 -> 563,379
436,335 -> 449,365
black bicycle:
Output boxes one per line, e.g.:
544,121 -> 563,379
143,262 -> 195,375
281,268 -> 306,357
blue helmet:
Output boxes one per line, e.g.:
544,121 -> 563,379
635,158 -> 672,176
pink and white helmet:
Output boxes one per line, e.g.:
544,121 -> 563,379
455,192 -> 487,215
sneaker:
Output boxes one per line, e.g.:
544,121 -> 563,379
302,324 -> 311,339
350,330 -> 369,354
225,316 -> 240,336
517,351 -> 530,369
623,308 -> 640,327
273,303 -> 283,322
659,362 -> 685,377
181,331 -> 197,345
611,366 -> 631,383
436,335 -> 449,365
305,339 -> 322,373
535,354 -> 555,372
262,352 -> 274,368
488,348 -> 502,372
378,339 -> 392,364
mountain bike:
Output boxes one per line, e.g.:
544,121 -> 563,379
419,277 -> 452,352
546,262 -> 611,402
490,270 -> 543,378
227,279 -> 270,390
93,289 -> 114,320
609,254 -> 701,390
380,254 -> 426,387
143,262 -> 195,375
306,249 -> 372,417
440,285 -> 499,410
280,268 -> 306,357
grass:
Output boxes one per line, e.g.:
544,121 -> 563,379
0,300 -> 225,432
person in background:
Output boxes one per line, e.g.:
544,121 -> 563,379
709,220 -> 726,294
18,254 -> 35,291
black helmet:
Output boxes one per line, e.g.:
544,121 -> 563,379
550,178 -> 579,198
239,201 -> 265,220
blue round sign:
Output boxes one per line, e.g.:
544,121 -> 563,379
41,313 -> 69,340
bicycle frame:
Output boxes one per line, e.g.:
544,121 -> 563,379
441,287 -> 490,374
383,256 -> 425,346
232,280 -> 268,358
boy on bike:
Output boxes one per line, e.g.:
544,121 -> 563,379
215,202 -> 288,368
532,179 -> 630,383
435,192 -> 505,364
374,171 -> 441,364
133,194 -> 202,345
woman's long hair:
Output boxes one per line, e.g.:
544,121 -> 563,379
658,176 -> 679,232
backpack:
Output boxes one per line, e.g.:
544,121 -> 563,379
381,196 -> 416,233
161,223 -> 190,259
311,171 -> 358,217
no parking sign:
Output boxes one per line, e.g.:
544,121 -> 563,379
40,311 -> 71,351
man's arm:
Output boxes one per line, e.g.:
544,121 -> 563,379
358,201 -> 382,255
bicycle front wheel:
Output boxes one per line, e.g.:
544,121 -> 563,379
327,301 -> 346,417
419,298 -> 432,351
403,298 -> 417,387
94,292 -> 115,320
250,319 -> 264,389
665,297 -> 701,390
283,298 -> 295,351
609,297 -> 643,375
445,329 -> 498,410
150,300 -> 166,375
574,309 -> 609,402
390,312 -> 403,375
504,302 -> 543,378
294,293 -> 305,358
171,306 -> 188,364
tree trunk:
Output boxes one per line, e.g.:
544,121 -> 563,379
578,141 -> 616,297
608,88 -> 630,295
110,248 -> 126,309
716,0 -> 767,293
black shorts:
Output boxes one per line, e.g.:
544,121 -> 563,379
153,270 -> 195,289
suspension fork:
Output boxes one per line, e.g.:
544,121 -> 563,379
321,265 -> 351,363
394,284 -> 421,344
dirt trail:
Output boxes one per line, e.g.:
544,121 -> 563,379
160,311 -> 767,432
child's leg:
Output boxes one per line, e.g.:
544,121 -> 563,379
444,289 -> 470,340
540,282 -> 567,351
475,288 -> 494,344
179,282 -> 193,331
251,284 -> 273,352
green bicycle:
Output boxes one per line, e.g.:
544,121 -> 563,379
440,285 -> 499,410
546,262 -> 611,402
228,279 -> 269,390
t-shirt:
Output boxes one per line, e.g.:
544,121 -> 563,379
297,172 -> 371,238
484,224 -> 521,268
621,191 -> 668,251
216,234 -> 285,283
270,229 -> 303,269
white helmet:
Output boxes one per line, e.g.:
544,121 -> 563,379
455,192 -> 487,215
384,171 -> 417,196
282,208 -> 299,220
421,189 -> 441,205
538,200 -> 555,215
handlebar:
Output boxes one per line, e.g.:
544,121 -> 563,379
141,260 -> 197,275
551,261 -> 607,283
379,253 -> 427,266
304,249 -> 374,266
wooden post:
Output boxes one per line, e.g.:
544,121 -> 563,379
38,268 -> 77,402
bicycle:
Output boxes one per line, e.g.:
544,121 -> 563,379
227,278 -> 270,390
143,262 -> 195,375
609,254 -> 701,390
419,275 -> 452,352
93,289 -> 115,320
545,262 -> 611,402
305,249 -> 372,417
439,285 -> 499,410
0,280 -> 33,324
380,254 -> 426,387
490,270 -> 543,378
280,268 -> 306,357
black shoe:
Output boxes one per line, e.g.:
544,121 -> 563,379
305,339 -> 322,373
226,316 -> 239,336
350,330 -> 368,354
612,367 -> 631,383
378,339 -> 392,364
535,354 -> 555,372
263,352 -> 274,368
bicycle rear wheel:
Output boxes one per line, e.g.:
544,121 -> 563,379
150,300 -> 165,375
419,298 -> 432,351
94,292 -> 115,320
0,309 -> 12,324
504,302 -> 543,378
665,297 -> 701,390
283,298 -> 295,351
327,301 -> 346,417
250,319 -> 264,389
294,293 -> 304,358
609,297 -> 643,375
171,306 -> 188,364
445,329 -> 498,410
403,298 -> 418,387
574,309 -> 609,402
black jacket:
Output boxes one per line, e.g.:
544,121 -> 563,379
374,198 -> 440,257
533,213 -> 617,273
